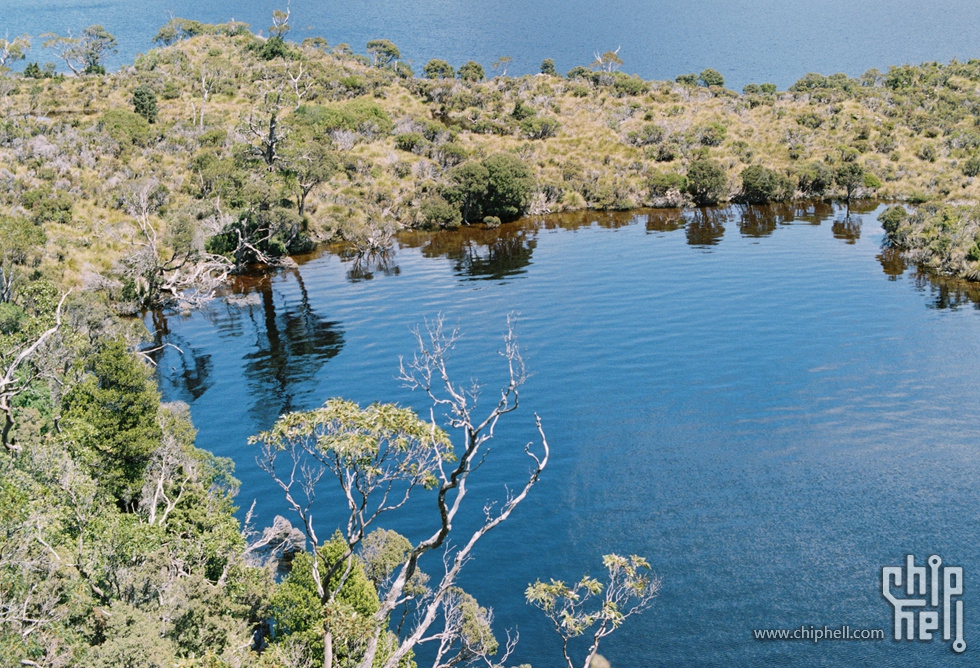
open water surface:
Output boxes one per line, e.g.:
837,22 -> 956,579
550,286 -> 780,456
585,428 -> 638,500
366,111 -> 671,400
147,203 -> 980,666
8,0 -> 980,89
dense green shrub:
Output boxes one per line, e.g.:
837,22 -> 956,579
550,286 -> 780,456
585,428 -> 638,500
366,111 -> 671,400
481,153 -> 536,219
520,116 -> 561,139
99,109 -> 152,148
294,100 -> 394,135
457,60 -> 485,82
739,165 -> 793,203
423,59 -> 454,79
699,68 -> 725,88
625,123 -> 664,147
648,171 -> 687,198
686,159 -> 728,205
394,132 -> 428,153
131,85 -> 158,123
420,195 -> 462,228
796,162 -> 835,197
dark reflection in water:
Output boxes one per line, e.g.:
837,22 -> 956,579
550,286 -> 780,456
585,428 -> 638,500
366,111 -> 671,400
239,270 -> 344,421
685,207 -> 728,247
832,214 -> 861,244
909,266 -> 980,310
400,225 -> 538,281
738,205 -> 780,238
150,267 -> 344,422
877,246 -> 908,280
645,209 -> 685,233
146,310 -> 213,402
341,248 -> 401,282
786,200 -> 835,225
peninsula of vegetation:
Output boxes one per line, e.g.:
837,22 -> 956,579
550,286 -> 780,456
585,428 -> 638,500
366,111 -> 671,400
2,11 -> 980,668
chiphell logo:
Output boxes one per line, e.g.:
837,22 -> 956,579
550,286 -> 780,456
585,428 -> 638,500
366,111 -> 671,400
882,554 -> 965,653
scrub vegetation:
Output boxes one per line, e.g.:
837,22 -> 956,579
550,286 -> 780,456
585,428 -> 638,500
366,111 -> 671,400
2,10 -> 980,666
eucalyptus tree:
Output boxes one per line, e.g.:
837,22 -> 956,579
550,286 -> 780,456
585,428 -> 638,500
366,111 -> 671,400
254,317 -> 548,668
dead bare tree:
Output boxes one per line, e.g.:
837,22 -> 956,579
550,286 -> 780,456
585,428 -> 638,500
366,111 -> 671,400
119,180 -> 231,309
0,291 -> 69,450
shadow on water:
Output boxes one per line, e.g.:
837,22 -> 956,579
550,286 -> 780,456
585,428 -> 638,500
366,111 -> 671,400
237,268 -> 344,421
340,248 -> 401,282
147,265 -> 345,421
832,214 -> 862,244
146,310 -> 213,402
685,207 -> 728,247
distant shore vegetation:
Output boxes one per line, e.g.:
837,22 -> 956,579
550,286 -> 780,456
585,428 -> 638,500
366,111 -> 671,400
3,15 -> 980,302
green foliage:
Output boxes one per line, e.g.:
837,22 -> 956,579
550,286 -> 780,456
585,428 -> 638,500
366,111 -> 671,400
739,165 -> 793,203
540,58 -> 557,76
481,153 -> 536,220
834,162 -> 865,200
270,536 -> 381,666
527,554 -> 660,667
963,154 -> 980,177
295,100 -> 394,136
699,68 -> 725,88
457,60 -> 485,82
694,122 -> 727,146
131,85 -> 158,123
625,123 -> 665,147
61,339 -> 163,503
395,60 -> 414,78
878,205 -> 908,235
685,158 -> 728,205
394,132 -> 428,153
421,195 -> 463,229
81,25 -> 117,73
258,35 -> 291,60
796,161 -> 834,197
511,100 -> 536,121
99,109 -> 152,149
366,39 -> 400,67
647,171 -> 687,198
520,116 -> 561,139
612,73 -> 649,97
445,161 -> 491,222
789,72 -> 857,94
796,111 -> 824,129
675,73 -> 698,86
0,302 -> 25,334
153,17 -> 249,45
423,59 -> 454,79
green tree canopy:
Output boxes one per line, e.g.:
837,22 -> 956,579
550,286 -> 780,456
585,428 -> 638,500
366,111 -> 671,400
457,60 -> 485,82
686,158 -> 728,205
61,339 -> 163,503
699,68 -> 725,88
366,39 -> 400,67
423,58 -> 454,79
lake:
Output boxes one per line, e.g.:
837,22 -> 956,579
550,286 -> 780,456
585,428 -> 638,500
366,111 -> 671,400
9,0 -> 980,90
146,203 -> 980,666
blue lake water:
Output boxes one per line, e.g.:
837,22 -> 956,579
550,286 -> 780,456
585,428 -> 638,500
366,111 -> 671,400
8,0 -> 980,89
147,204 -> 980,666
